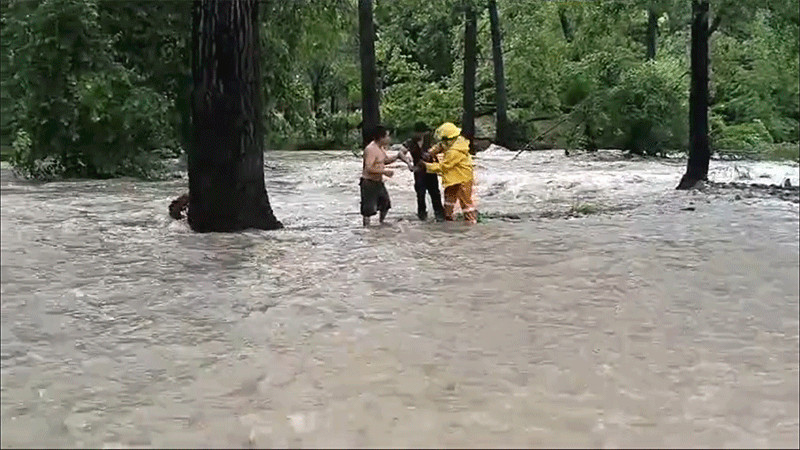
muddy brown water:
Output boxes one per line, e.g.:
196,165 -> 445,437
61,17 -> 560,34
1,149 -> 798,448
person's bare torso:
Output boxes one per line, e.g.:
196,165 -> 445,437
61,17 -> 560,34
362,142 -> 387,182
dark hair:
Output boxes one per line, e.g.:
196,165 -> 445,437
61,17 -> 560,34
413,121 -> 429,133
371,124 -> 389,142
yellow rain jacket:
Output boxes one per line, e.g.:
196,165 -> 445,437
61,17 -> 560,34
424,135 -> 473,188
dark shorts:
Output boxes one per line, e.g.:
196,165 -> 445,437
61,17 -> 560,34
360,178 -> 391,217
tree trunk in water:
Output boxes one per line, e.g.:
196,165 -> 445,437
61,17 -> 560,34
677,0 -> 710,190
461,2 -> 477,140
358,0 -> 380,147
646,7 -> 658,60
488,0 -> 510,147
188,0 -> 282,232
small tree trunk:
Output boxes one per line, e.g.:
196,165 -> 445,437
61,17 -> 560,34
358,0 -> 380,147
585,122 -> 598,152
312,83 -> 322,118
488,0 -> 510,147
188,0 -> 282,232
677,0 -> 710,190
558,8 -> 574,43
646,7 -> 658,60
461,2 -> 477,139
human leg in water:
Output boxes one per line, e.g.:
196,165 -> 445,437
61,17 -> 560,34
442,184 -> 458,221
377,184 -> 391,224
414,173 -> 428,220
455,180 -> 477,224
360,178 -> 389,227
425,174 -> 445,220
443,181 -> 477,223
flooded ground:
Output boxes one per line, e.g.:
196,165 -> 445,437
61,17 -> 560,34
1,149 -> 798,448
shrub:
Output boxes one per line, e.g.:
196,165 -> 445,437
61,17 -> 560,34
4,0 -> 176,179
714,119 -> 773,151
604,58 -> 689,155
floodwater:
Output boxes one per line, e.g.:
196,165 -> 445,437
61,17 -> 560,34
1,149 -> 798,448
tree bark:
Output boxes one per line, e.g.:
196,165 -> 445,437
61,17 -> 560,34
488,0 -> 510,147
358,0 -> 380,147
461,2 -> 477,139
312,82 -> 322,118
558,7 -> 574,43
709,13 -> 721,36
677,0 -> 711,190
646,7 -> 658,60
188,0 -> 282,232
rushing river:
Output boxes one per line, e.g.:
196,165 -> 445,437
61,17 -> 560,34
1,149 -> 798,448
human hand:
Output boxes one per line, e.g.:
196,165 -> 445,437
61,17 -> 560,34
384,169 -> 394,178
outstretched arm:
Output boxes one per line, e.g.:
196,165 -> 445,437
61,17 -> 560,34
424,150 -> 463,175
395,145 -> 414,169
429,142 -> 446,157
384,151 -> 401,165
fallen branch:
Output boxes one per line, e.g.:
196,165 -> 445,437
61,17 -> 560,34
510,114 -> 573,161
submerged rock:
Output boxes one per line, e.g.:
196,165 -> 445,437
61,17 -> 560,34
703,180 -> 800,203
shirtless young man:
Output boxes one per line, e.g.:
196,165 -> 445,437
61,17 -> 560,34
360,125 -> 402,226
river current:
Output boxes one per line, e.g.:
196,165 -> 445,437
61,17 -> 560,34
1,149 -> 798,448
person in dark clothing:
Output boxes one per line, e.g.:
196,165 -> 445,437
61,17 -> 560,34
402,122 -> 445,221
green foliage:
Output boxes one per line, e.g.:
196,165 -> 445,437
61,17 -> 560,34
96,1 -> 192,150
711,8 -> 799,145
604,58 -> 689,155
713,118 -> 774,151
2,0 -> 798,174
761,142 -> 800,162
498,0 -> 796,156
712,117 -> 797,162
3,0 -> 175,180
379,50 -> 461,132
260,0 -> 358,148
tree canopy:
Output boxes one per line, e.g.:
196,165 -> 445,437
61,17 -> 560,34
1,0 -> 797,179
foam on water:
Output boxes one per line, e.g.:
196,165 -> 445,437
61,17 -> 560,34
1,149 -> 798,448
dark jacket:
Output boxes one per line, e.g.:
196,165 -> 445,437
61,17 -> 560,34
404,133 -> 435,166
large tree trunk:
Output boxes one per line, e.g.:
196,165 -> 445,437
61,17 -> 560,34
188,0 -> 282,232
677,0 -> 710,190
358,0 -> 380,147
461,2 -> 477,139
646,7 -> 658,60
488,0 -> 510,147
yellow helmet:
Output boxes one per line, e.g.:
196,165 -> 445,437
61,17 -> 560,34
435,122 -> 461,140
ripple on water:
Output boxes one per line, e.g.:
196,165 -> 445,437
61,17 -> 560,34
1,151 -> 798,448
